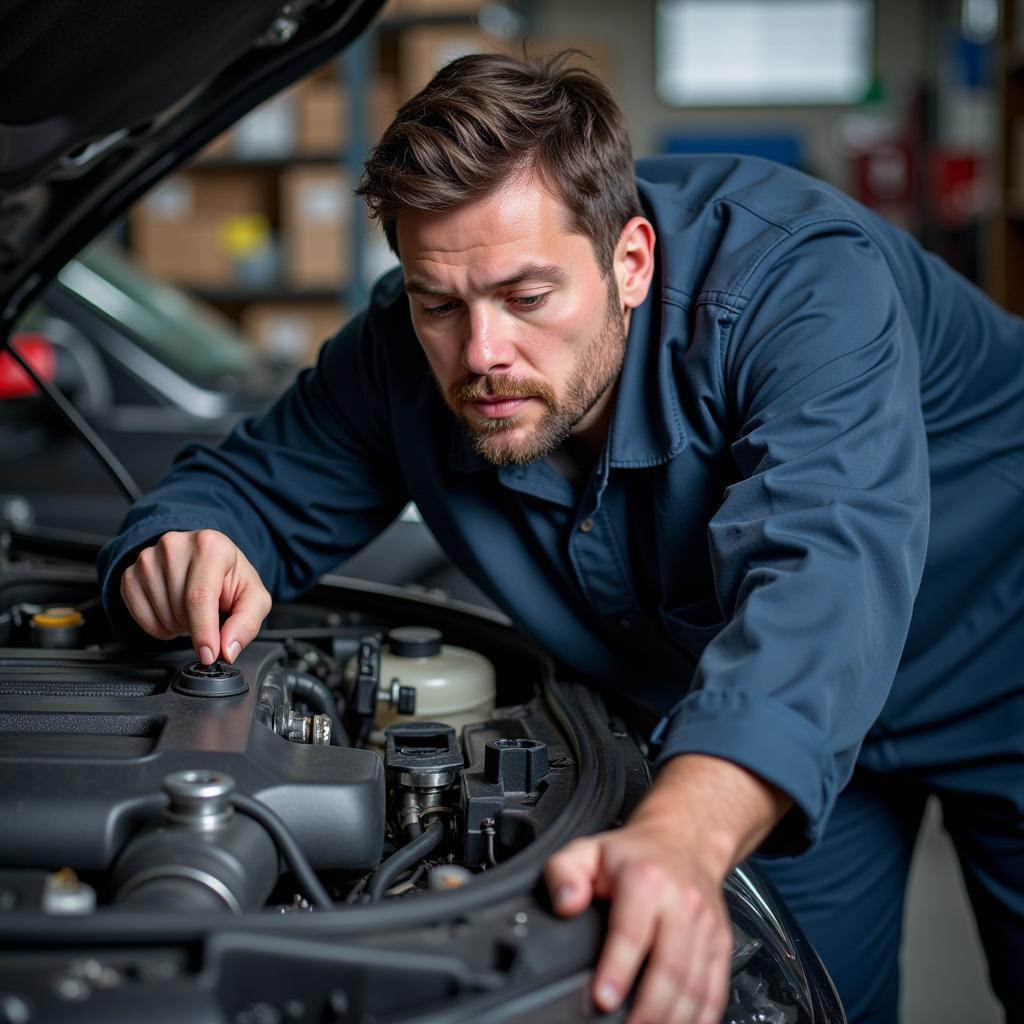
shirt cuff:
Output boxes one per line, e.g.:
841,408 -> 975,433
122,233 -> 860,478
651,688 -> 838,856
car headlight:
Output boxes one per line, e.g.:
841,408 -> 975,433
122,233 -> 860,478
724,864 -> 846,1024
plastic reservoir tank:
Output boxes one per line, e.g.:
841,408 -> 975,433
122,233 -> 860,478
373,626 -> 496,737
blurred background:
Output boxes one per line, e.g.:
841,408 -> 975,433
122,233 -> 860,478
4,4 -> 1020,1019
112,0 -> 1024,366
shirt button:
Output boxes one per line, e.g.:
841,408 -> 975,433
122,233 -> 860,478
579,518 -> 594,533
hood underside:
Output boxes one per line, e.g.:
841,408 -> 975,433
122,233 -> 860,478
0,0 -> 383,333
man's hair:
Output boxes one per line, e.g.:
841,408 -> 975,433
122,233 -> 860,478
356,50 -> 642,275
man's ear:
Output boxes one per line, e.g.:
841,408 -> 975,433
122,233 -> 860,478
613,217 -> 656,312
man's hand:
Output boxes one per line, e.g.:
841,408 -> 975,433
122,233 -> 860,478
544,754 -> 792,1024
546,818 -> 732,1024
119,529 -> 272,664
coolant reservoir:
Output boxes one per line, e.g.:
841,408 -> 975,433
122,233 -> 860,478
375,626 -> 496,735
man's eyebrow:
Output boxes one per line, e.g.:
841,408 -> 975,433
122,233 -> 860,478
404,263 -> 567,297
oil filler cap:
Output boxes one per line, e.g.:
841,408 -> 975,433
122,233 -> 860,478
387,626 -> 442,658
174,660 -> 247,698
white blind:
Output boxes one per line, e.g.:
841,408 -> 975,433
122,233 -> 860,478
657,0 -> 873,106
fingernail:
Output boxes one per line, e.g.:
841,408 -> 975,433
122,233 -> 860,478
556,885 -> 575,909
226,640 -> 241,662
596,981 -> 619,1010
199,646 -> 214,665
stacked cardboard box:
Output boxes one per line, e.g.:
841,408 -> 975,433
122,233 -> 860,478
241,303 -> 346,365
280,167 -> 351,287
387,0 -> 484,13
398,26 -> 510,101
131,172 -> 274,285
296,76 -> 400,154
398,28 -> 612,101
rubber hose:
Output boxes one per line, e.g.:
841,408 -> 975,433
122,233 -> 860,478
229,792 -> 334,911
287,670 -> 348,746
366,818 -> 445,902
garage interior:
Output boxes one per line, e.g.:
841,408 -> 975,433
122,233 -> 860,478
6,1 -> 1019,1020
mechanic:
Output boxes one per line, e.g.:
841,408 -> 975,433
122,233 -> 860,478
97,53 -> 1024,1024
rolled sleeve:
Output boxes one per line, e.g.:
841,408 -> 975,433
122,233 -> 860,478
655,224 -> 931,854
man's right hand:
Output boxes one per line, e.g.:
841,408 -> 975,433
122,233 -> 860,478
119,529 -> 272,665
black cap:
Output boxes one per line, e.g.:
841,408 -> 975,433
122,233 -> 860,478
173,660 -> 247,698
387,626 -> 442,659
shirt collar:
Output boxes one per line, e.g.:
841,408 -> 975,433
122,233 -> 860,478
606,273 -> 688,468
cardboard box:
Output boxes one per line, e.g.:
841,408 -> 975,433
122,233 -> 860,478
387,0 -> 484,15
280,167 -> 351,287
398,29 -> 612,102
398,27 -> 510,101
131,172 -> 274,285
296,77 -> 401,153
298,83 -> 345,154
241,302 -> 347,365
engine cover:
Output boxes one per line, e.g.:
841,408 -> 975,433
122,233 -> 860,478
0,641 -> 385,873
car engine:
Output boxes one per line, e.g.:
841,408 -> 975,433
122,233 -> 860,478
0,561 -> 577,916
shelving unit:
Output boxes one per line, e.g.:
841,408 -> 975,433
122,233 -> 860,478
990,0 -> 1024,313
126,51 -> 396,365
122,1 -> 574,364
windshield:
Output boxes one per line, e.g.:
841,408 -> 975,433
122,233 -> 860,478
55,238 -> 257,386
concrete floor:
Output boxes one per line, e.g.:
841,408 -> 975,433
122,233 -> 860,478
900,798 -> 1003,1023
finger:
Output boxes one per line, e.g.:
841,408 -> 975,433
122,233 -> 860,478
630,912 -> 691,1024
673,900 -> 729,1024
695,923 -> 733,1024
120,569 -> 177,641
593,863 -> 664,1013
544,837 -> 601,916
132,551 -> 187,637
182,537 -> 236,663
159,540 -> 197,646
219,575 -> 271,663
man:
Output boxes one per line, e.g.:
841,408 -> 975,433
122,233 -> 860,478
98,53 -> 1024,1024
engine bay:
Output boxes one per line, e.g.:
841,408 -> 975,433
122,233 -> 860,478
0,550 -> 844,1024
0,563 -> 581,918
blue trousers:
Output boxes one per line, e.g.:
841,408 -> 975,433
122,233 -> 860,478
752,765 -> 1024,1024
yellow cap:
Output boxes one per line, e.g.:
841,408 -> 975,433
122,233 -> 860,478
31,607 -> 84,629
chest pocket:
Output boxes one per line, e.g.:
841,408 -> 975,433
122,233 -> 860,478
658,597 -> 726,660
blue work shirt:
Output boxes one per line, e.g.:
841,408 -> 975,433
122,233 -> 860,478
98,156 -> 1024,854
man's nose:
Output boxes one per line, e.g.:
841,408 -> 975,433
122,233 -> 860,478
461,305 -> 514,376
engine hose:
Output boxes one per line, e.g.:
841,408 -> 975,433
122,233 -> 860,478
366,818 -> 445,902
286,670 -> 348,747
229,792 -> 334,911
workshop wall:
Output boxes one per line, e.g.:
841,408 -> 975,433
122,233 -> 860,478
531,0 -> 935,192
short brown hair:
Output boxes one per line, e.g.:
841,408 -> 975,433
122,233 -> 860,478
356,51 -> 642,274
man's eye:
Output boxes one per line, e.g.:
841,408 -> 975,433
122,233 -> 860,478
423,301 -> 458,318
511,294 -> 548,311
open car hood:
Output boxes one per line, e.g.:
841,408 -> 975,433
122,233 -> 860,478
0,0 -> 384,338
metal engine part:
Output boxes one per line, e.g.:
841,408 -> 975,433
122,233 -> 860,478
0,642 -> 385,876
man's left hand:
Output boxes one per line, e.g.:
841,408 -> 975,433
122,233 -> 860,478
545,818 -> 733,1024
544,754 -> 792,1024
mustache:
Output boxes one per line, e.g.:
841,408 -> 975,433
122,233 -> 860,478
447,374 -> 556,406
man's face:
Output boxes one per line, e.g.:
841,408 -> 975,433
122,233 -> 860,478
396,171 -> 627,466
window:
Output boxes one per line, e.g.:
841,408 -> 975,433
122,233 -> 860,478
656,0 -> 873,107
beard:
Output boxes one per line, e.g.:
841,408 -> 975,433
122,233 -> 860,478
442,286 -> 628,467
